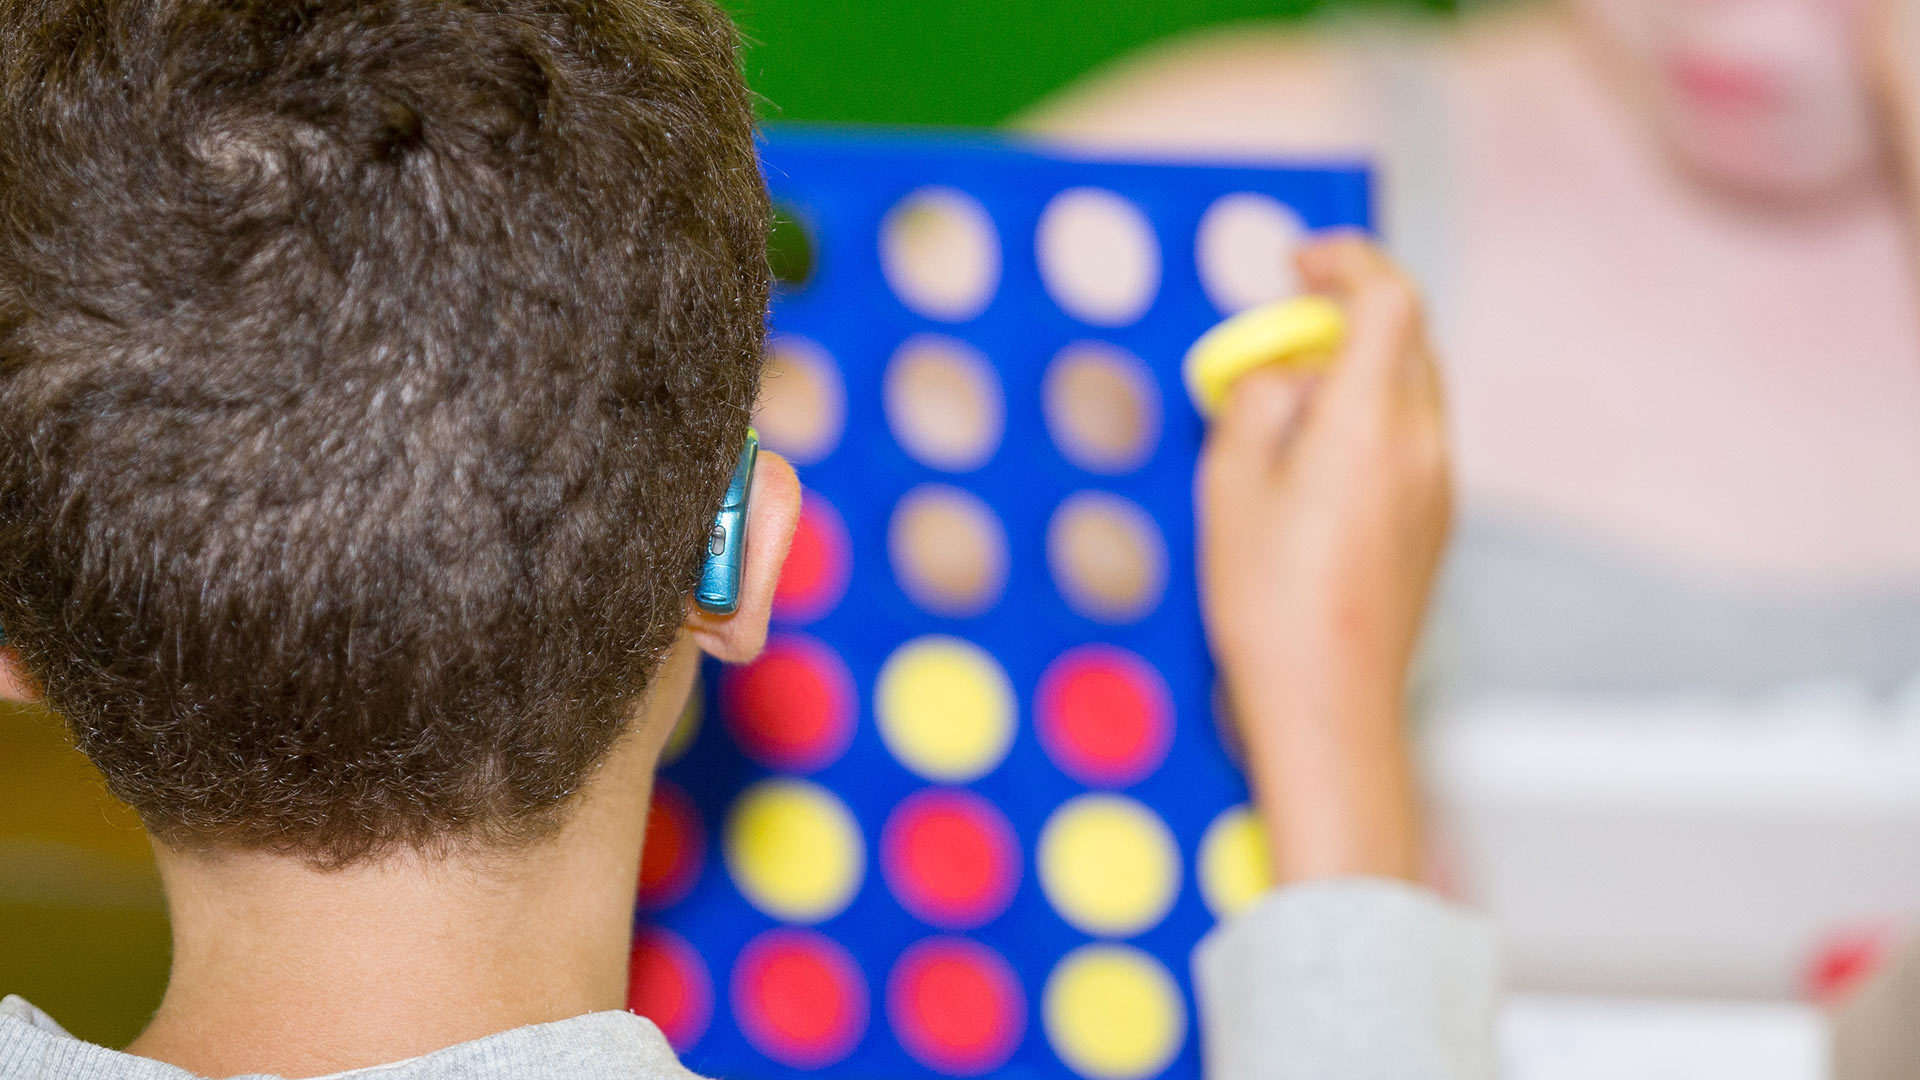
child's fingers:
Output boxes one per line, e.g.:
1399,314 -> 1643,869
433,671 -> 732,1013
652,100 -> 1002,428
1294,230 -> 1405,295
1294,233 -> 1425,391
1294,230 -> 1390,283
1199,368 -> 1313,503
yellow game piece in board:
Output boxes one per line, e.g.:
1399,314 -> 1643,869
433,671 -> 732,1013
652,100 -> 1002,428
1183,295 -> 1346,416
875,636 -> 1017,783
725,778 -> 865,924
1197,804 -> 1272,920
1043,945 -> 1186,1080
1036,794 -> 1180,938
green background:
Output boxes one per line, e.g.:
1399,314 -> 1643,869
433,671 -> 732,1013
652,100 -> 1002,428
725,0 -> 1454,129
2,0 -> 1458,1051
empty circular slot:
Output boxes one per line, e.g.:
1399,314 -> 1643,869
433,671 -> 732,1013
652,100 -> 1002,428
884,335 -> 1003,472
880,187 -> 1001,322
768,202 -> 817,292
1047,492 -> 1167,623
889,485 -> 1008,617
756,336 -> 845,465
1043,343 -> 1161,474
1196,192 -> 1307,315
1036,187 -> 1161,327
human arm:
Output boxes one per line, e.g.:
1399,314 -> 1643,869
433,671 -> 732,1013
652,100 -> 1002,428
1198,237 -> 1445,885
1191,237 -> 1498,1080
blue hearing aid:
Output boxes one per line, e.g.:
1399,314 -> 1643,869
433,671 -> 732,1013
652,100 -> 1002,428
695,429 -> 759,615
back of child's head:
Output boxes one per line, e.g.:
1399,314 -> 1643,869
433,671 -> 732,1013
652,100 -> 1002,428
0,0 -> 768,863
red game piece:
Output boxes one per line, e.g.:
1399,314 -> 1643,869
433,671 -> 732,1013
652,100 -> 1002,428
888,937 -> 1025,1075
637,780 -> 705,911
881,788 -> 1021,929
1035,645 -> 1174,787
774,494 -> 852,623
720,634 -> 856,771
732,928 -> 869,1068
628,928 -> 713,1051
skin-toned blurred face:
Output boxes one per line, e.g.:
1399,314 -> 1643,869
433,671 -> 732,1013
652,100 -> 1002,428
1570,0 -> 1885,199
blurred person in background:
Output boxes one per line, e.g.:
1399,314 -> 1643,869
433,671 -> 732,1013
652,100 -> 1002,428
1029,0 -> 1920,1002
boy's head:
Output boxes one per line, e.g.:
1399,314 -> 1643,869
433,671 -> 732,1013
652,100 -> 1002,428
0,0 -> 774,863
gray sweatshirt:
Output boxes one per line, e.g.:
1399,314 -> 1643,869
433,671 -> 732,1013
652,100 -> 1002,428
0,878 -> 1500,1080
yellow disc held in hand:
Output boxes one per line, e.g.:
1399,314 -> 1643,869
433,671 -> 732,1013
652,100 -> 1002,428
1183,295 -> 1346,416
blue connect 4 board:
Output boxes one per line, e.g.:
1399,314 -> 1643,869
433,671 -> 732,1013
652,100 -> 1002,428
631,127 -> 1373,1080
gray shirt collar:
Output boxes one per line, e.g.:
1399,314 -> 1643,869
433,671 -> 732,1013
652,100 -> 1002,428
0,995 -> 699,1080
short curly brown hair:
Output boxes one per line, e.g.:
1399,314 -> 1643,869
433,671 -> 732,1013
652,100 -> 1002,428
0,0 -> 769,863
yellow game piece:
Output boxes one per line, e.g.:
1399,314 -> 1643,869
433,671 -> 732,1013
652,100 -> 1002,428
1036,794 -> 1180,938
1043,945 -> 1186,1080
875,636 -> 1016,782
725,778 -> 864,923
1197,805 -> 1272,920
1183,295 -> 1346,415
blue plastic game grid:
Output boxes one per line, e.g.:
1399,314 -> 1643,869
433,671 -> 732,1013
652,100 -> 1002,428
638,125 -> 1373,1080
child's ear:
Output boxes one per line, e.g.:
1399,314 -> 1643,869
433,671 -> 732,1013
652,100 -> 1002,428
0,647 -> 42,704
685,449 -> 802,664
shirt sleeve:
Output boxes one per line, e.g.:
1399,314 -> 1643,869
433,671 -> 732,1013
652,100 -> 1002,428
1191,877 -> 1501,1080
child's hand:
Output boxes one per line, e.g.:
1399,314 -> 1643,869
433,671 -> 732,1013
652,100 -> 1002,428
1197,235 -> 1450,886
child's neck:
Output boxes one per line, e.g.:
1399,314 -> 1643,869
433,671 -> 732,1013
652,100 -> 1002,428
125,674 -> 680,1079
